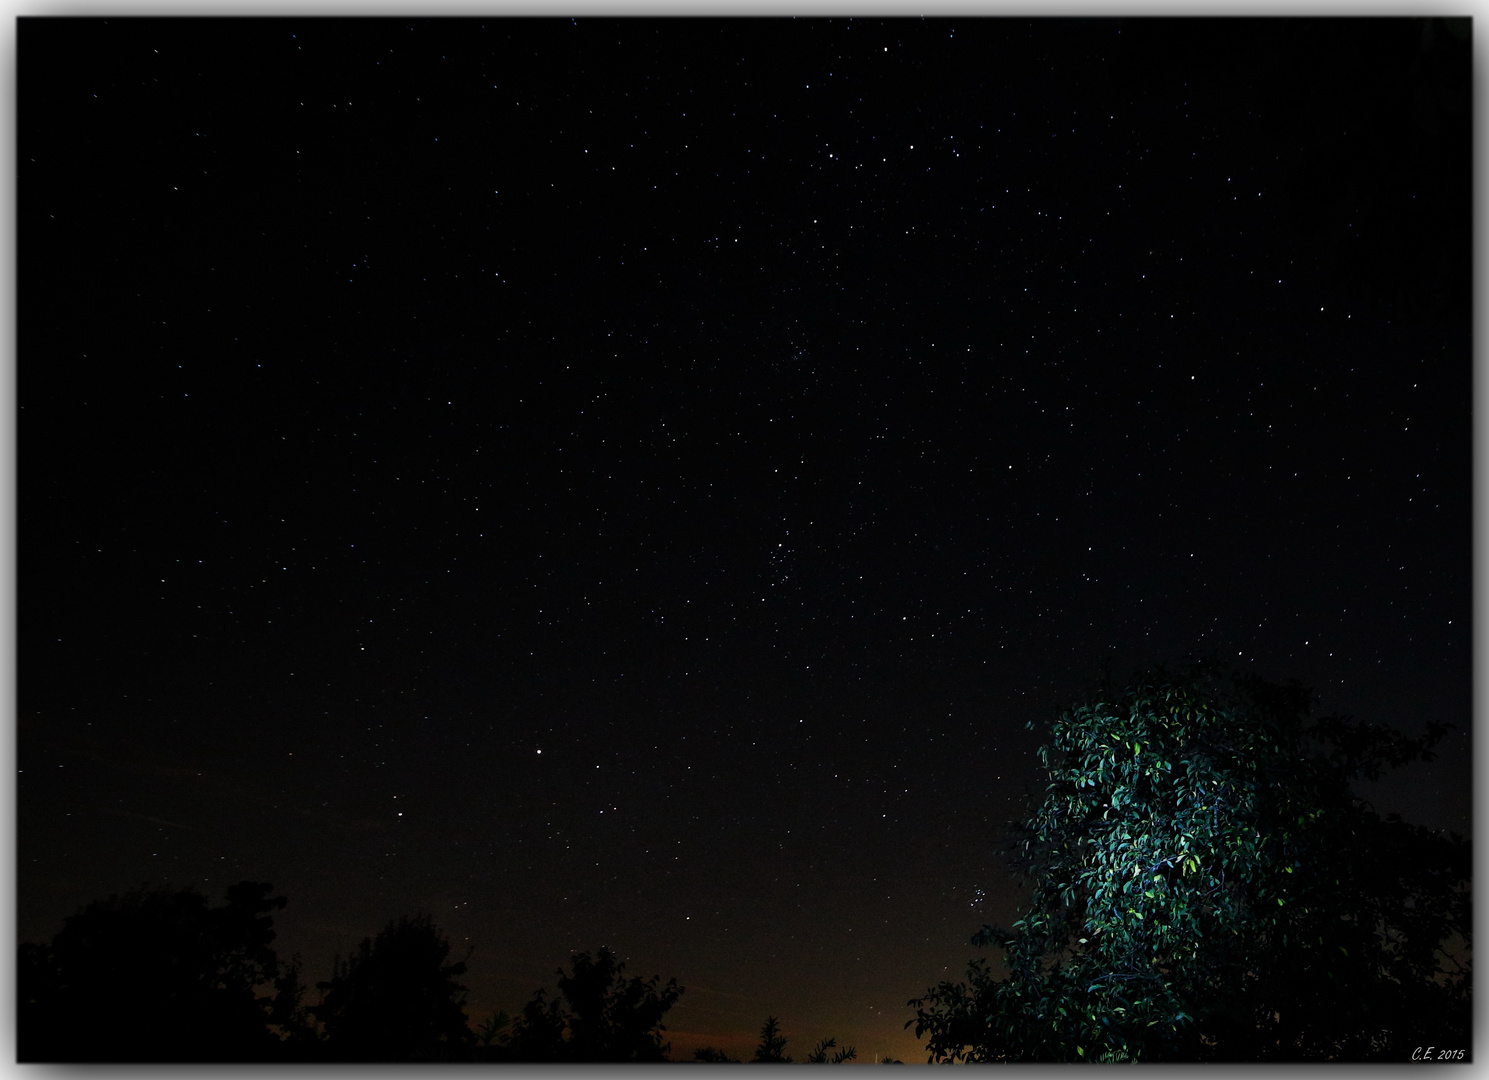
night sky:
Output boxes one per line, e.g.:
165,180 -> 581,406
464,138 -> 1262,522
20,16 -> 1471,1064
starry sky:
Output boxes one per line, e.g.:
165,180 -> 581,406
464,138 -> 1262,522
19,16 -> 1471,1064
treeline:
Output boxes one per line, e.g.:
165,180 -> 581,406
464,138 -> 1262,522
29,665 -> 1458,1063
18,881 -> 877,1063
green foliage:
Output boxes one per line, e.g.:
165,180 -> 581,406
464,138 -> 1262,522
312,913 -> 472,1061
507,946 -> 683,1061
909,662 -> 1470,1062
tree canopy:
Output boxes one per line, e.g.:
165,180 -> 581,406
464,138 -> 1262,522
909,662 -> 1470,1062
21,882 -> 703,1064
19,880 -> 290,1062
506,945 -> 683,1061
752,1014 -> 793,1062
21,881 -> 696,1065
312,913 -> 473,1061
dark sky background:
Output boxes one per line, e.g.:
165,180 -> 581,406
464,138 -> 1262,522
19,16 -> 1471,1064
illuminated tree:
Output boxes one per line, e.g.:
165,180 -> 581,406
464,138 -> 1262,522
909,662 -> 1469,1062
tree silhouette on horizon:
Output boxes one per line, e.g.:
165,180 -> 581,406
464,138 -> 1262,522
19,880 -> 290,1062
312,912 -> 473,1061
752,1015 -> 792,1062
507,945 -> 683,1061
691,1015 -> 857,1064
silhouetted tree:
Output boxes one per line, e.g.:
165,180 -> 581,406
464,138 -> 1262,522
470,1008 -> 513,1060
508,987 -> 570,1061
507,946 -> 683,1061
910,662 -> 1470,1062
19,880 -> 289,1062
267,953 -> 320,1052
312,913 -> 472,1061
805,1036 -> 857,1063
751,1015 -> 792,1062
747,1016 -> 854,1064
